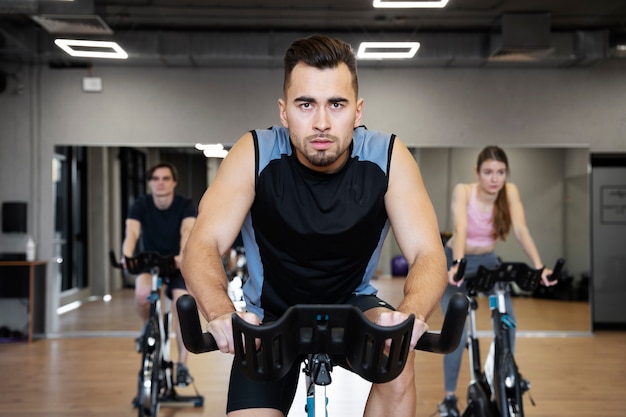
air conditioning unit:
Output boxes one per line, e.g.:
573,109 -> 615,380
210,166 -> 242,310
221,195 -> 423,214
489,13 -> 554,62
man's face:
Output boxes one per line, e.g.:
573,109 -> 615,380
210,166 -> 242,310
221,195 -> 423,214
148,167 -> 176,197
278,62 -> 363,173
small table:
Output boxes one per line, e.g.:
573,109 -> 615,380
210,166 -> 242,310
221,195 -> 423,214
0,260 -> 47,342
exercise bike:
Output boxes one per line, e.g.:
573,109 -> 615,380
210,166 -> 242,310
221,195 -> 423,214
456,258 -> 565,417
176,291 -> 470,417
109,250 -> 204,417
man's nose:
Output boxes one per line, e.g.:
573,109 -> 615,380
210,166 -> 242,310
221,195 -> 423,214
313,109 -> 330,132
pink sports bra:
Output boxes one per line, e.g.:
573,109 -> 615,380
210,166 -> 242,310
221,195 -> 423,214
466,185 -> 496,247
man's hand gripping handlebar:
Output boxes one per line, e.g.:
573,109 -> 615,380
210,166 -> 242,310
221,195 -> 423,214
176,292 -> 469,385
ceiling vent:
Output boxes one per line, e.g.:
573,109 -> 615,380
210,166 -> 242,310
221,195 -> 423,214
489,13 -> 554,62
31,15 -> 113,35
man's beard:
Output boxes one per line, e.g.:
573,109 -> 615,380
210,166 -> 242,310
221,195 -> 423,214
301,134 -> 343,167
304,150 -> 339,167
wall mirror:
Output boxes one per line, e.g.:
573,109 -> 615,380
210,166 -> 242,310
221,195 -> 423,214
416,147 -> 590,334
50,145 -> 591,337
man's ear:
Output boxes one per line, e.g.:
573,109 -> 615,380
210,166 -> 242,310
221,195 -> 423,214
353,98 -> 364,127
278,98 -> 288,128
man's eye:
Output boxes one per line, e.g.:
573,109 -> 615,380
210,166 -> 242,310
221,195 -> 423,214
300,103 -> 311,109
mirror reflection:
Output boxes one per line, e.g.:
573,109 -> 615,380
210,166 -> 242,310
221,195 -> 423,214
52,146 -> 590,336
418,147 -> 590,333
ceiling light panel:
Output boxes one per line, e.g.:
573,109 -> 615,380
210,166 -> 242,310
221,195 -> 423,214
54,39 -> 128,59
373,0 -> 449,8
357,42 -> 420,59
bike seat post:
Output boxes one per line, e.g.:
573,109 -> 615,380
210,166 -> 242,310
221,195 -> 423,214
305,353 -> 332,417
150,266 -> 161,292
490,281 -> 507,314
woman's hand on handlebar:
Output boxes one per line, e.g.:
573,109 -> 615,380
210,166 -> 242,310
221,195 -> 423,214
540,266 -> 555,287
448,264 -> 463,286
448,257 -> 467,287
207,311 -> 260,354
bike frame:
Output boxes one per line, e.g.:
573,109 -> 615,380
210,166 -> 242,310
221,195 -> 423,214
462,290 -> 498,417
109,250 -> 204,417
459,259 -> 564,417
490,282 -> 523,417
304,353 -> 332,417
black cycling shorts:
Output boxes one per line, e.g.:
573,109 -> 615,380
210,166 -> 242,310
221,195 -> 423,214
137,270 -> 187,299
225,294 -> 395,414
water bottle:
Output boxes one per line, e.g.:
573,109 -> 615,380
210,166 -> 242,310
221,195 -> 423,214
26,236 -> 36,261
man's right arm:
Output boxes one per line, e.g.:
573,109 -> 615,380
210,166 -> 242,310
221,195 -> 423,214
121,218 -> 142,266
181,132 -> 260,353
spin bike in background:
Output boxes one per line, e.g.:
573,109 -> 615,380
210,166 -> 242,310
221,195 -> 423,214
225,245 -> 248,312
110,250 -> 204,417
176,292 -> 470,417
456,258 -> 565,417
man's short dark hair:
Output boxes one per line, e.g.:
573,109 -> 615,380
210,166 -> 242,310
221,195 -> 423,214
283,34 -> 358,97
147,162 -> 178,182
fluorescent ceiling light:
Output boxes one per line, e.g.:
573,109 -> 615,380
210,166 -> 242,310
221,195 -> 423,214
57,300 -> 82,315
357,42 -> 420,59
373,0 -> 449,8
195,143 -> 229,158
54,39 -> 128,59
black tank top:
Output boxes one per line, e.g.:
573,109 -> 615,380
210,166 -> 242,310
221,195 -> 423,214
241,125 -> 395,321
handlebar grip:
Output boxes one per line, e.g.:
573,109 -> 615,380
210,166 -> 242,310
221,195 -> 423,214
548,257 -> 565,282
176,294 -> 218,353
109,250 -> 122,269
452,258 -> 467,283
415,292 -> 468,354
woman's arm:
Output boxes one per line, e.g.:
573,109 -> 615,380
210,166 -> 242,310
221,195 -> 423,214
506,183 -> 554,284
448,183 -> 470,285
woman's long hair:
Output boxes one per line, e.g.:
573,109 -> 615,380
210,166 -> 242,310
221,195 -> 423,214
477,146 -> 511,241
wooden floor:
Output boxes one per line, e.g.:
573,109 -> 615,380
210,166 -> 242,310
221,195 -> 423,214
1,278 -> 625,417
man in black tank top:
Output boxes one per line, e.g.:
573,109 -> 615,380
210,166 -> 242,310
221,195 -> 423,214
182,35 -> 447,417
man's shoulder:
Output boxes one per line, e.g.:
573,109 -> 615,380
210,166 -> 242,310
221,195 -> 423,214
131,194 -> 151,208
173,194 -> 193,203
173,195 -> 198,216
254,126 -> 291,148
127,194 -> 150,219
351,126 -> 395,172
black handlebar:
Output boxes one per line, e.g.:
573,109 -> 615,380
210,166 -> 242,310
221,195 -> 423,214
176,292 -> 469,384
466,258 -> 565,292
548,257 -> 565,283
108,249 -> 178,276
452,258 -> 467,283
109,250 -> 122,269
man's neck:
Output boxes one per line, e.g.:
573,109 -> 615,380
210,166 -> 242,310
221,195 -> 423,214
152,193 -> 174,209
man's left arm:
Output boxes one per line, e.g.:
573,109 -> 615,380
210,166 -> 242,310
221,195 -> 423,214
384,138 -> 448,346
176,216 -> 196,270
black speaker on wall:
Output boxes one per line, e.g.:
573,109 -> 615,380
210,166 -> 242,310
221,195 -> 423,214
2,201 -> 27,233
